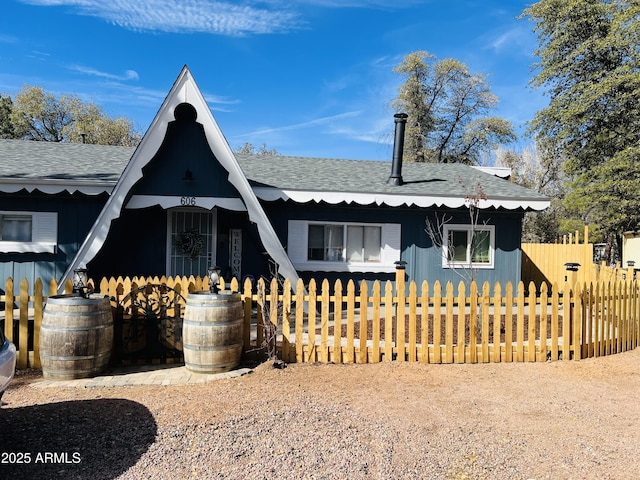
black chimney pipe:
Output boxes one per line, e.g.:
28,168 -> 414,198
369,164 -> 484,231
387,112 -> 408,186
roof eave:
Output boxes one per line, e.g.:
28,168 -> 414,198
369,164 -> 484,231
252,187 -> 550,211
0,178 -> 116,195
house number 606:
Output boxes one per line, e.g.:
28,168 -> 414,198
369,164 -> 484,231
181,196 -> 196,206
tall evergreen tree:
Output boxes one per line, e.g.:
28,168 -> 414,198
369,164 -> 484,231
0,95 -> 16,139
523,0 -> 640,246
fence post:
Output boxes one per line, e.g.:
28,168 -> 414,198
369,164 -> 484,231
573,282 -> 582,360
395,261 -> 407,362
4,278 -> 13,343
243,277 -> 253,353
282,278 -> 292,362
33,278 -> 43,369
295,279 -> 305,363
359,281 -> 369,364
18,278 -> 29,369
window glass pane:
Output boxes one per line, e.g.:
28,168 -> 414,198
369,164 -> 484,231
308,225 -> 325,260
0,215 -> 32,241
325,225 -> 344,261
363,226 -> 381,262
449,230 -> 468,262
308,224 -> 344,261
471,230 -> 491,263
347,226 -> 363,262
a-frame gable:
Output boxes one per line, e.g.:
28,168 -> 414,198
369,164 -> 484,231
60,66 -> 299,291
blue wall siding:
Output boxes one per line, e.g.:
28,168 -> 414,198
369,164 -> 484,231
262,200 -> 524,288
132,107 -> 241,199
0,190 -> 108,294
88,206 -> 272,283
415,209 -> 523,287
216,209 -> 274,283
88,205 -> 168,279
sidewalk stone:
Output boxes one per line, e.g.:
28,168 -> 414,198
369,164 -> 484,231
32,366 -> 253,389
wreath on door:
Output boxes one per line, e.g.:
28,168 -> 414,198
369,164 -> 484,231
175,229 -> 205,259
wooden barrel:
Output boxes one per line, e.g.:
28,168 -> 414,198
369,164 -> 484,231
40,295 -> 113,380
182,291 -> 243,373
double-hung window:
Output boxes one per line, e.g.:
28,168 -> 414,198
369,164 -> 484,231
0,211 -> 57,253
442,224 -> 494,269
288,220 -> 400,273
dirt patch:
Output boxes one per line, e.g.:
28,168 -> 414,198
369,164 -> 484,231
2,350 -> 640,479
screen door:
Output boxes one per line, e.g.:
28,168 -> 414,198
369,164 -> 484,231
167,209 -> 216,278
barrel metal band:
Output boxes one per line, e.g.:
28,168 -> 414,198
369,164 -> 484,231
182,318 -> 241,327
183,342 -> 243,351
40,323 -> 113,331
40,351 -> 111,361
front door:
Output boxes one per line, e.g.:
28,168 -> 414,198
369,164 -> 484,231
167,208 -> 217,278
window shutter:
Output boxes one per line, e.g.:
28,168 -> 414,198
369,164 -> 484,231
381,223 -> 401,264
287,220 -> 308,264
33,212 -> 58,245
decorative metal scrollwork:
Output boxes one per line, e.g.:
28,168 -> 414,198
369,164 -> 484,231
115,284 -> 186,360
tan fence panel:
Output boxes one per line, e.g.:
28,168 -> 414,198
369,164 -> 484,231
522,243 -> 594,288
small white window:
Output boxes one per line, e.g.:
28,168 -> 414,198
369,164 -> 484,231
0,214 -> 32,242
0,212 -> 57,253
288,220 -> 400,273
442,224 -> 495,269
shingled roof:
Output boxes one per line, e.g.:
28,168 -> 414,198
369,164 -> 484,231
235,153 -> 548,210
0,139 -> 132,194
0,139 -> 548,210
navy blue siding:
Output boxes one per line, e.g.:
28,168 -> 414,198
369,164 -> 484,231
132,104 -> 241,199
0,189 -> 108,294
89,205 -> 168,279
216,209 -> 273,283
88,206 -> 271,283
262,200 -> 523,288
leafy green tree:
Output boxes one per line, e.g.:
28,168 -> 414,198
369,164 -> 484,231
9,85 -> 141,146
70,101 -> 141,146
522,0 -> 640,248
392,51 -> 516,164
234,142 -> 280,155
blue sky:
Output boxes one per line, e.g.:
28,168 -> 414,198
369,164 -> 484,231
0,0 -> 544,161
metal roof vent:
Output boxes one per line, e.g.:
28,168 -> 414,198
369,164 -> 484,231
387,113 -> 408,186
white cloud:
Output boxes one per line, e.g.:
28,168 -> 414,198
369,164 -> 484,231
485,25 -> 535,56
19,0 -> 426,36
0,34 -> 19,44
269,0 -> 426,7
239,111 -> 361,137
69,65 -> 139,81
20,0 -> 302,35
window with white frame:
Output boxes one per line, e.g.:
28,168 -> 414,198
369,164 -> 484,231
287,220 -> 400,272
346,225 -> 382,263
0,211 -> 57,253
442,224 -> 495,269
0,214 -> 32,242
308,224 -> 345,262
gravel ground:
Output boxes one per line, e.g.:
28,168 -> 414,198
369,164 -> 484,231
2,350 -> 640,479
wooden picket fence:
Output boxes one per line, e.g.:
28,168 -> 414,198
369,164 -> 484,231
1,273 -> 639,370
